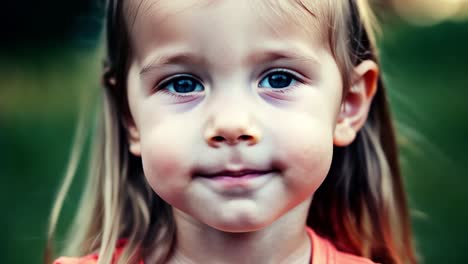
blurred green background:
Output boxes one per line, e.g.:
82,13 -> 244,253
1,1 -> 467,263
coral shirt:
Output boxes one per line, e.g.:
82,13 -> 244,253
306,228 -> 376,264
53,227 -> 376,264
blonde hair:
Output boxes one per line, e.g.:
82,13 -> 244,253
46,0 -> 418,263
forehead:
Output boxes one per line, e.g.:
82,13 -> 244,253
124,0 -> 331,60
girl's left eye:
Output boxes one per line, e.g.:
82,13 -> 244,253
258,70 -> 299,89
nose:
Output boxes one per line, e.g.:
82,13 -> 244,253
204,106 -> 262,148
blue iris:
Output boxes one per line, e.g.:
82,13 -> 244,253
165,76 -> 204,93
259,72 -> 297,89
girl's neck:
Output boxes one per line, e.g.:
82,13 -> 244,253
165,200 -> 312,264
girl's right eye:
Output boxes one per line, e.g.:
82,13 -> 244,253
158,75 -> 204,94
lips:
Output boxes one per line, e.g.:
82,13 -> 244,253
196,169 -> 274,178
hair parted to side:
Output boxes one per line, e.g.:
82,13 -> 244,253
45,0 -> 418,263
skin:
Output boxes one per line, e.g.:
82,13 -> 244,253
124,0 -> 378,263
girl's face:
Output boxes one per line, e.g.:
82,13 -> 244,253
126,0 -> 344,232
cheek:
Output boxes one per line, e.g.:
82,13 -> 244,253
273,112 -> 335,193
139,120 -> 194,202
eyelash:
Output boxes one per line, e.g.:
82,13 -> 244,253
154,69 -> 303,98
155,74 -> 204,98
258,68 -> 302,92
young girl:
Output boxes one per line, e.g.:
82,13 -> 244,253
47,0 -> 418,263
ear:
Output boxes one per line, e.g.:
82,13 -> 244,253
126,116 -> 142,156
333,60 -> 379,147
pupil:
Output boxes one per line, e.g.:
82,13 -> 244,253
269,74 -> 291,88
174,78 -> 196,93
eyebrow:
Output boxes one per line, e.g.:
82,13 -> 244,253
140,52 -> 207,76
139,49 -> 321,76
246,49 -> 321,67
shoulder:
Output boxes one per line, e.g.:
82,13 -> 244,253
334,250 -> 377,264
306,227 -> 378,264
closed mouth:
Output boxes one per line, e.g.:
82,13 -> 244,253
196,169 -> 275,178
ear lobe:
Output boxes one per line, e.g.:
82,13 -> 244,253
333,60 -> 379,147
333,116 -> 357,147
127,118 -> 141,156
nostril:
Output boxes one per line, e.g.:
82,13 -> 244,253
239,135 -> 253,141
212,136 -> 225,142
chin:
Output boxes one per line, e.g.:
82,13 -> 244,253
206,212 -> 275,233
211,223 -> 268,233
